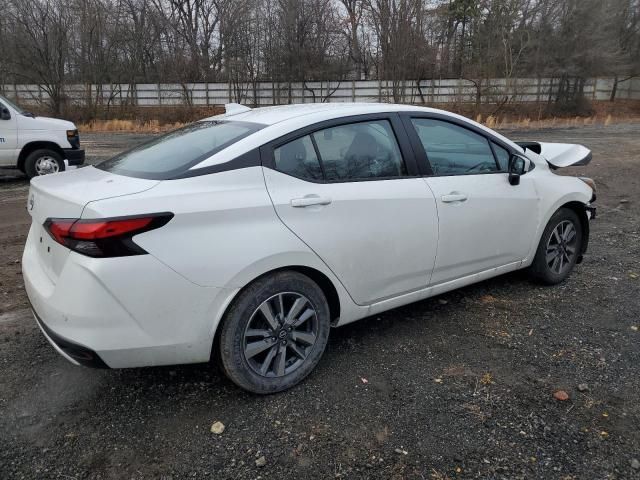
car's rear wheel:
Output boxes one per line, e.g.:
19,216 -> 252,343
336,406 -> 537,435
24,149 -> 65,178
218,271 -> 330,394
529,207 -> 583,285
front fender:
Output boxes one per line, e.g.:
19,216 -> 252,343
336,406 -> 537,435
526,185 -> 592,264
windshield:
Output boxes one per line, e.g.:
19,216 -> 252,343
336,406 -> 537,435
96,120 -> 264,179
0,95 -> 25,114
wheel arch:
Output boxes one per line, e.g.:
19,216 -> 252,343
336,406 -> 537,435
559,200 -> 590,260
210,265 -> 342,362
18,141 -> 65,171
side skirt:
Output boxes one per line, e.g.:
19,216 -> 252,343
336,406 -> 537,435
334,260 -> 523,327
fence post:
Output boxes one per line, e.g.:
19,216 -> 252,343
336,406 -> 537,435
352,81 -> 356,102
157,83 -> 161,106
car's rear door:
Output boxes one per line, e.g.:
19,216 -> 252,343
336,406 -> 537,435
401,114 -> 539,285
262,114 -> 438,306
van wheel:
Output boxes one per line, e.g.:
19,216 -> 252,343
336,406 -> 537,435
24,149 -> 65,178
529,208 -> 583,285
219,271 -> 331,394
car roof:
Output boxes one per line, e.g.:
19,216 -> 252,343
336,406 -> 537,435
194,102 -> 522,170
202,102 -> 443,126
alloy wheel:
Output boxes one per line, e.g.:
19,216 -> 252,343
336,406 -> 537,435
546,220 -> 578,275
243,292 -> 319,377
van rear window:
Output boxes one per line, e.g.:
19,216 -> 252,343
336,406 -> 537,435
96,120 -> 264,179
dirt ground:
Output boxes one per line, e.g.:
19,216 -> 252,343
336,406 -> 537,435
1,125 -> 639,479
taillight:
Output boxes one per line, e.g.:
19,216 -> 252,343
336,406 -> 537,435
44,213 -> 173,258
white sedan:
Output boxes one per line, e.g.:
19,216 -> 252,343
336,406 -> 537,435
23,103 -> 596,393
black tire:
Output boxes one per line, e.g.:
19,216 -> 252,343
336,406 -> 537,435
529,207 -> 583,285
218,271 -> 330,394
24,149 -> 65,178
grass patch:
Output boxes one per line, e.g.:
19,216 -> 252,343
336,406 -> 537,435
78,119 -> 185,133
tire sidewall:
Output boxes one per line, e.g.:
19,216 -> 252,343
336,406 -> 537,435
24,149 -> 65,178
534,208 -> 583,284
219,272 -> 330,394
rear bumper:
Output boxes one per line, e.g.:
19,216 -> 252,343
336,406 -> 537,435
63,148 -> 85,166
32,306 -> 109,368
22,222 -> 236,368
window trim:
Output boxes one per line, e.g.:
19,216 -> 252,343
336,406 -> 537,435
260,113 -> 421,184
399,112 -> 518,178
488,140 -> 511,172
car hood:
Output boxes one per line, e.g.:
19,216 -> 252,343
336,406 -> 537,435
17,114 -> 76,131
517,141 -> 592,168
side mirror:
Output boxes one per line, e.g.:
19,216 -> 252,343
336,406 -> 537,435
0,107 -> 10,120
508,154 -> 530,186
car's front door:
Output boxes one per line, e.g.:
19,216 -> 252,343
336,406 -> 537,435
0,101 -> 18,166
262,115 -> 439,305
404,115 -> 539,285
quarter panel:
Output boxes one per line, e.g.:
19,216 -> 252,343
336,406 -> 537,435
81,167 -> 332,290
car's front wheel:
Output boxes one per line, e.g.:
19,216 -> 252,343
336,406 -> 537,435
218,271 -> 331,394
24,149 -> 65,178
529,207 -> 583,285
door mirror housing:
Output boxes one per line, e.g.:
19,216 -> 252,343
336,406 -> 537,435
0,106 -> 11,121
508,154 -> 530,186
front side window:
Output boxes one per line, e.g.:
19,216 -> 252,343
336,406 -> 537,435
0,95 -> 23,114
312,120 -> 406,181
97,120 -> 264,179
411,118 -> 499,175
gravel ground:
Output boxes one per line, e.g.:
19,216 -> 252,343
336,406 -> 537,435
1,125 -> 639,479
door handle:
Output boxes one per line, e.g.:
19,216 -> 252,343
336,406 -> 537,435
441,192 -> 468,203
290,195 -> 332,208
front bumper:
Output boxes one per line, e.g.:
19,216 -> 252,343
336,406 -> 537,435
63,148 -> 85,166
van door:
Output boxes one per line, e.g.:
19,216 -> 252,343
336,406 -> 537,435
0,101 -> 18,167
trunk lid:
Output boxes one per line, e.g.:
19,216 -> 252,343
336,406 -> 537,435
517,141 -> 592,168
26,167 -> 159,283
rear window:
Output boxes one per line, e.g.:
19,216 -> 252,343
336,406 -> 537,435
96,120 -> 264,179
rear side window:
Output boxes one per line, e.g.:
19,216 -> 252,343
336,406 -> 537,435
312,120 -> 406,181
411,118 -> 499,175
274,135 -> 323,181
273,120 -> 407,182
97,121 -> 264,179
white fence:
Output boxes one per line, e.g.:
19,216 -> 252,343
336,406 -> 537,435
2,77 -> 639,107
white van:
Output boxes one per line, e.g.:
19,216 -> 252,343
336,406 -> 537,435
0,95 -> 85,178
